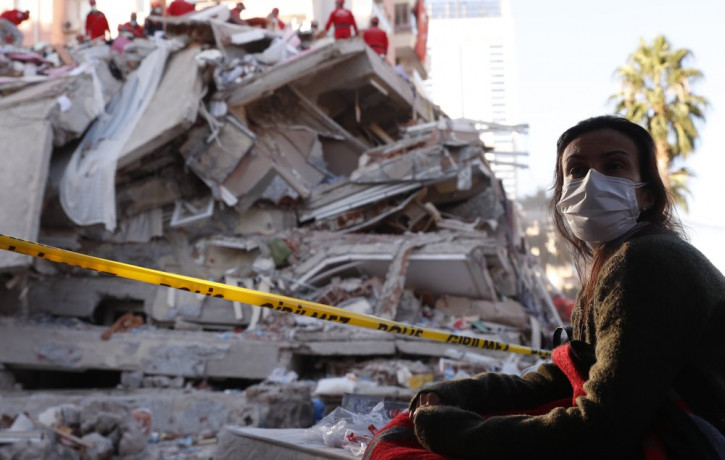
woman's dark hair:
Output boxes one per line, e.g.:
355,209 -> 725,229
549,115 -> 681,305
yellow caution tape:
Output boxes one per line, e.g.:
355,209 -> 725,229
0,234 -> 551,358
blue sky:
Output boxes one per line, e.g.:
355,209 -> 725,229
509,0 -> 725,273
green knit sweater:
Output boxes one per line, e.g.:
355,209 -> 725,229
411,232 -> 725,459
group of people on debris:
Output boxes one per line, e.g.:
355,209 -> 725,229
82,1 -> 292,43
319,0 -> 389,57
1,0 -> 389,59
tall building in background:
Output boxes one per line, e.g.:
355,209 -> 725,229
424,0 -> 526,198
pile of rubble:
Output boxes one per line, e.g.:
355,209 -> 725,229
0,5 -> 563,459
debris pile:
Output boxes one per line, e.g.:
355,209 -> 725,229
0,5 -> 561,457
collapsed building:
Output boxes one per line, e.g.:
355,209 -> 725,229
0,6 -> 564,459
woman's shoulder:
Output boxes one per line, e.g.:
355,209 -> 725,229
619,230 -> 696,258
615,230 -> 723,281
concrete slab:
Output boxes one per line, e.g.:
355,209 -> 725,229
119,46 -> 204,169
214,427 -> 356,460
289,233 -> 500,300
0,389 -> 258,435
0,98 -> 54,270
0,318 -> 290,380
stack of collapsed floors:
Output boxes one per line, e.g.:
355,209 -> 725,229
0,4 -> 562,441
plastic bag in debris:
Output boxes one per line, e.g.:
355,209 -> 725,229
265,367 -> 299,383
305,402 -> 390,456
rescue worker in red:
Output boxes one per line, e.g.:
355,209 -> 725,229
266,8 -> 285,31
229,2 -> 247,25
319,0 -> 358,40
167,0 -> 196,17
0,9 -> 29,46
121,12 -> 146,38
85,0 -> 110,40
362,16 -> 388,56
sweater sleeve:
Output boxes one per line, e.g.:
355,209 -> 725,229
409,361 -> 572,415
413,234 -> 716,459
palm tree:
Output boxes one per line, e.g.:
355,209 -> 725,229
610,35 -> 708,203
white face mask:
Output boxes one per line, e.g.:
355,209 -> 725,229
557,169 -> 646,246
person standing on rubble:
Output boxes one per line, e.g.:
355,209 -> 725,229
85,0 -> 110,40
300,20 -> 319,50
0,8 -> 29,46
362,16 -> 388,57
144,2 -> 164,37
319,0 -> 358,40
167,0 -> 196,17
266,8 -> 285,32
371,115 -> 725,460
229,2 -> 247,25
121,12 -> 146,39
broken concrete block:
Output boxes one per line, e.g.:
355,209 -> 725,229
141,375 -> 184,389
0,97 -> 54,270
182,117 -> 256,185
27,276 -> 156,319
81,411 -> 124,437
117,424 -> 147,456
119,46 -> 203,168
81,432 -> 113,460
0,367 -> 15,391
8,412 -> 35,431
245,382 -> 314,429
120,371 -> 144,389
435,295 -> 529,329
233,207 -> 296,236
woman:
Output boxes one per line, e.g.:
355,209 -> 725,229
403,116 -> 725,459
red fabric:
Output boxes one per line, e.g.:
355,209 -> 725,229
269,16 -> 285,30
364,344 -> 684,460
364,399 -> 574,460
246,17 -> 267,28
0,10 -> 27,26
551,343 -> 588,404
121,22 -> 145,38
229,8 -> 246,25
324,8 -> 358,39
363,413 -> 458,460
85,11 -> 110,39
553,295 -> 575,322
362,26 -> 388,55
167,0 -> 195,17
363,347 -> 578,460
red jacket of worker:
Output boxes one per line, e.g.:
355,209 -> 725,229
362,26 -> 388,55
167,0 -> 196,17
86,10 -> 110,39
0,9 -> 29,26
121,21 -> 145,38
229,8 -> 246,25
272,17 -> 285,30
324,7 -> 358,39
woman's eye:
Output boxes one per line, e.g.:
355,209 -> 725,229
607,161 -> 625,170
567,166 -> 585,177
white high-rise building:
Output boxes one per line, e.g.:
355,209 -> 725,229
424,0 -> 526,198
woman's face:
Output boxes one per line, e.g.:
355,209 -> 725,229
560,128 -> 653,209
